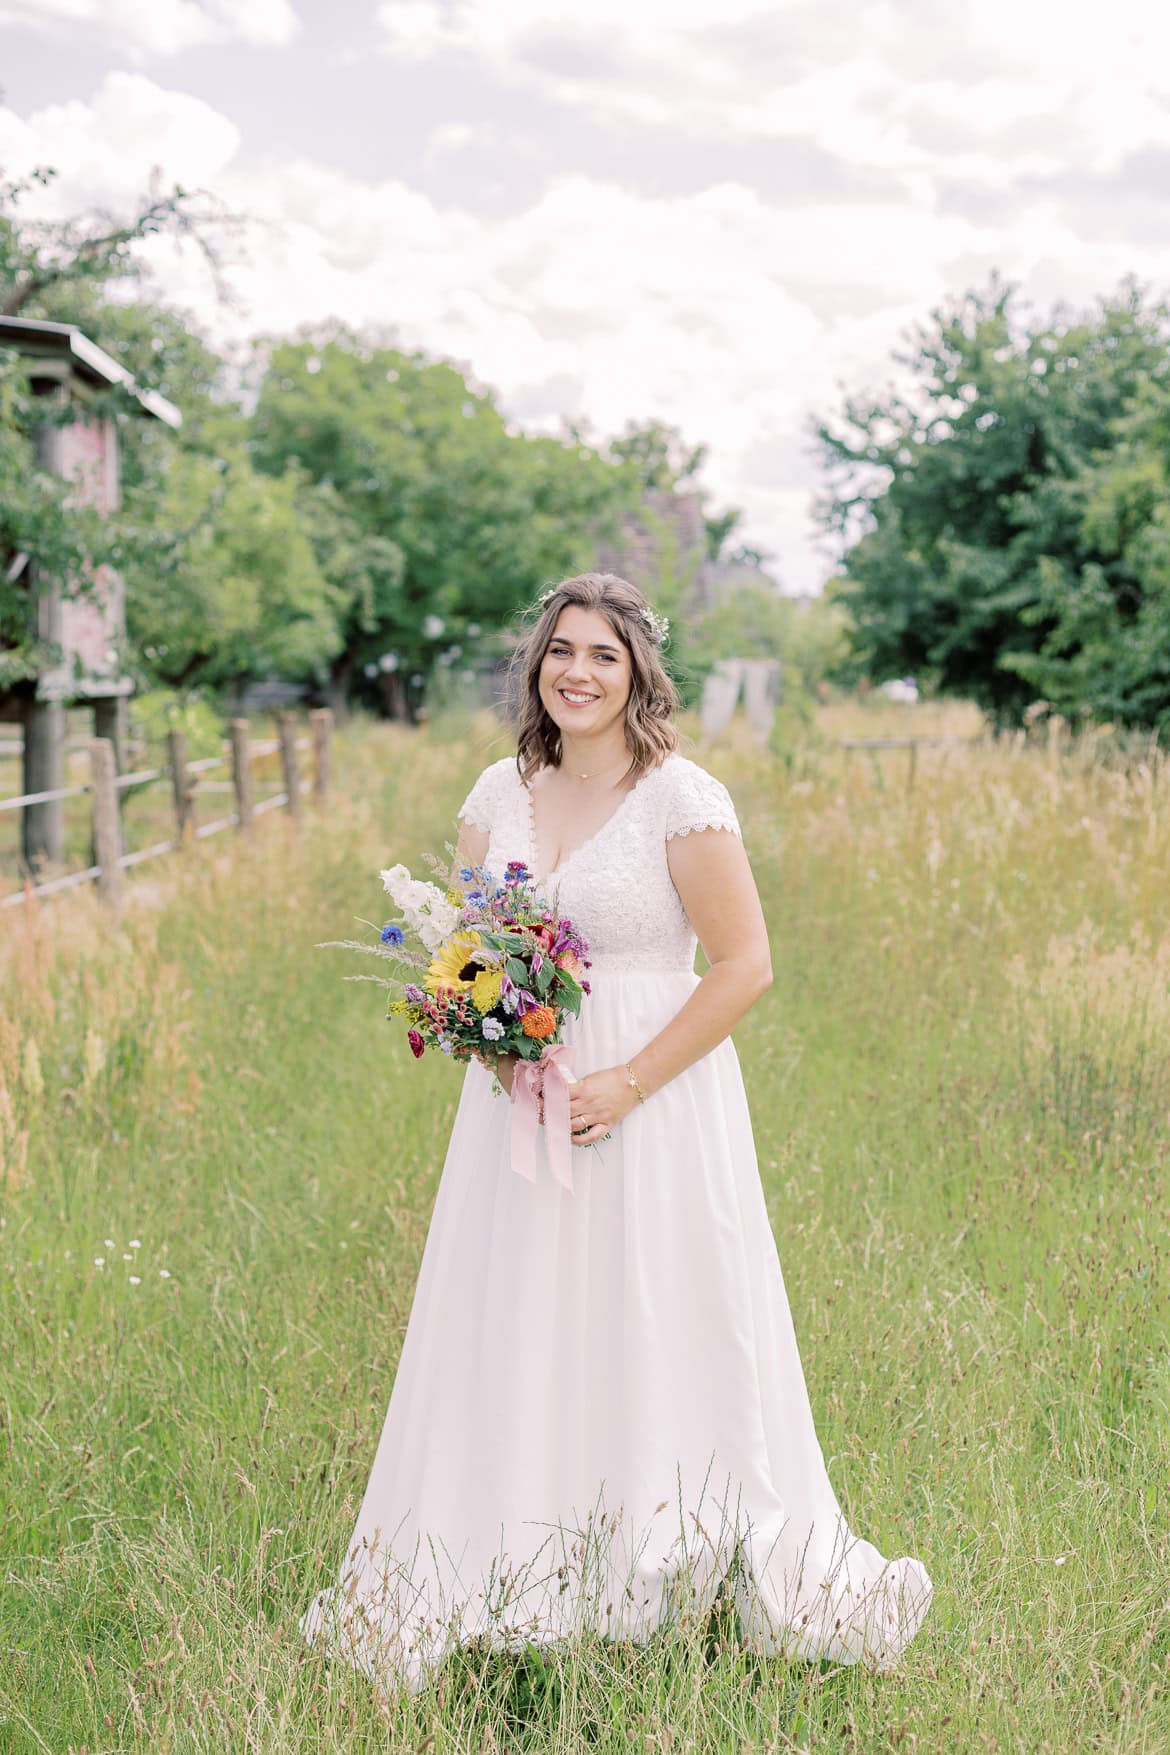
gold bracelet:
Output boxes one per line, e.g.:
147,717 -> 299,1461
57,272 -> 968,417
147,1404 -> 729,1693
625,1061 -> 648,1104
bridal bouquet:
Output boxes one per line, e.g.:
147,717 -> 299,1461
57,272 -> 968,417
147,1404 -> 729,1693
322,854 -> 596,1189
325,854 -> 591,1073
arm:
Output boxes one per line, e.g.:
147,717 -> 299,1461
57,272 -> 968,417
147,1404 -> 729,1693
452,816 -> 520,1096
566,827 -> 772,1146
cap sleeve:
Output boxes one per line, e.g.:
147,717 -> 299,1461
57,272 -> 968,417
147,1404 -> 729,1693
456,757 -> 512,833
664,759 -> 742,841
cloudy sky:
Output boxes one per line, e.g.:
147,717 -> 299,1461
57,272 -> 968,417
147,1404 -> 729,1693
2,0 -> 1169,592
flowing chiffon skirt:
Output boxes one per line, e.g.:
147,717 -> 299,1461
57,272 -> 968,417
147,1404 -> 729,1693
299,962 -> 933,1690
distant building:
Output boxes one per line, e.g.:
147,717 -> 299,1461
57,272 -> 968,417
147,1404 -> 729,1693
594,486 -> 780,616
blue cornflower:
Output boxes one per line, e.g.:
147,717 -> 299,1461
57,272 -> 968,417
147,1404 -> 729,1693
381,922 -> 405,945
459,867 -> 475,882
466,890 -> 486,906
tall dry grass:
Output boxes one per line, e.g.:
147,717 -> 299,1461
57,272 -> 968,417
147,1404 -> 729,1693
1,702 -> 1168,1753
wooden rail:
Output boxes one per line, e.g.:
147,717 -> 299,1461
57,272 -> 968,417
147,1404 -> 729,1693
838,733 -> 984,795
1,708 -> 333,910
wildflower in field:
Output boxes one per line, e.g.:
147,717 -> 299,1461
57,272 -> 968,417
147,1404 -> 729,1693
521,1005 -> 557,1039
380,923 -> 405,945
93,1257 -> 105,1268
128,1275 -> 141,1285
129,1239 -> 140,1249
482,1018 -> 505,1041
159,1269 -> 171,1279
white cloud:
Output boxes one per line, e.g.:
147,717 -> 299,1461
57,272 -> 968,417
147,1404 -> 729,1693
0,0 -> 300,56
0,73 -> 240,207
4,32 -> 1170,592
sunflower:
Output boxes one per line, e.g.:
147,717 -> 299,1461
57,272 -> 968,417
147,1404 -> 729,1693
426,930 -> 485,996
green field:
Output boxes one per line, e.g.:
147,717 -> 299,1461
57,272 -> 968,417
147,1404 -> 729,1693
2,704 -> 1168,1753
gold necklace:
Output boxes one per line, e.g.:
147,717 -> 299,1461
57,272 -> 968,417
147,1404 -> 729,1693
566,756 -> 629,783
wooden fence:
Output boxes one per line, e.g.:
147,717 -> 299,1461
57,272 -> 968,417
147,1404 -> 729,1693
840,734 -> 979,794
0,708 -> 333,910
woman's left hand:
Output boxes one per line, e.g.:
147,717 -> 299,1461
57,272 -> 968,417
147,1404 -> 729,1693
566,1065 -> 642,1147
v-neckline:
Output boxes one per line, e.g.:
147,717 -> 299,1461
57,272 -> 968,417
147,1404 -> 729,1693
521,757 -> 666,890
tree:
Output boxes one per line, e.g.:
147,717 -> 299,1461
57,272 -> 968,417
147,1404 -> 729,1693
0,165 -> 233,318
249,326 -> 631,711
816,276 -> 1170,728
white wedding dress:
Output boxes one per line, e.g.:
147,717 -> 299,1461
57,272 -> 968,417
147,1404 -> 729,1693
299,750 -> 933,1690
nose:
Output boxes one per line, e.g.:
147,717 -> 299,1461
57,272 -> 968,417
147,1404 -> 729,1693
561,652 -> 594,684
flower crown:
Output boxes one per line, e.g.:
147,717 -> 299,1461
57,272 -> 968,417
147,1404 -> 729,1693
537,585 -> 670,646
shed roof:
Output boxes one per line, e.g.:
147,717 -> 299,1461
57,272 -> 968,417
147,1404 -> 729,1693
0,314 -> 182,428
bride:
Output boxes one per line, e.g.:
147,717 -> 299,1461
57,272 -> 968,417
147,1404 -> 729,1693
299,572 -> 934,1691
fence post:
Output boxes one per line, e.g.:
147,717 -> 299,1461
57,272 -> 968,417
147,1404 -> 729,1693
906,741 -> 918,795
310,707 -> 332,805
168,727 -> 196,845
278,712 -> 302,821
89,737 -> 123,906
229,719 -> 254,834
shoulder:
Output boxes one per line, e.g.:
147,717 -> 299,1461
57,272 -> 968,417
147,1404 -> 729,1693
654,752 -> 742,841
456,754 -> 520,828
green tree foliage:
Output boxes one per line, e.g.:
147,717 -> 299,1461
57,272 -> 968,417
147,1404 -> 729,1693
816,276 -> 1170,729
249,326 -> 631,704
2,171 -> 744,715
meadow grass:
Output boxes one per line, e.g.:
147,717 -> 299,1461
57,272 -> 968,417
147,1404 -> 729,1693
1,700 -> 1168,1753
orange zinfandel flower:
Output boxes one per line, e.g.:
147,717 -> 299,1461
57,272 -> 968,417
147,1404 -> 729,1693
521,1005 -> 557,1039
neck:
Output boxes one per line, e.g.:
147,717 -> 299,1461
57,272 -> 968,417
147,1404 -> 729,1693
557,728 -> 631,779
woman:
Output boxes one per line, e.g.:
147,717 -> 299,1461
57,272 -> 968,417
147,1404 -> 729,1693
300,572 -> 933,1690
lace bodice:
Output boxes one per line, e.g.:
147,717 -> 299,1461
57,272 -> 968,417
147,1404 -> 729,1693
457,751 -> 742,974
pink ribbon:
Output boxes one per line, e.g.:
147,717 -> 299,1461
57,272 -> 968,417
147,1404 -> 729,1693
510,1042 -> 577,1194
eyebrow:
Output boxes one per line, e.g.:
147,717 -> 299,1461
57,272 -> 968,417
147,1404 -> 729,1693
548,636 -> 623,653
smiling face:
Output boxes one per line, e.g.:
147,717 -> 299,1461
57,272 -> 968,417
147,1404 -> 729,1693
537,604 -> 633,746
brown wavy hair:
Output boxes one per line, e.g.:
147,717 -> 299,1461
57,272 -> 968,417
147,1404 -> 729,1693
507,572 -> 681,784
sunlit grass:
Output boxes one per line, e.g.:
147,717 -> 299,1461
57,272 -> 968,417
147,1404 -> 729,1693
2,703 -> 1168,1752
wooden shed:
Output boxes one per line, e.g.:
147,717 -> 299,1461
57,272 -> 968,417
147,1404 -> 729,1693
0,316 -> 181,869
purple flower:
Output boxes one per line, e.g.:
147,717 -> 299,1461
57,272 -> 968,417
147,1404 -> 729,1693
530,949 -> 544,979
482,1017 -> 505,1041
404,983 -> 424,1004
514,988 -> 540,1016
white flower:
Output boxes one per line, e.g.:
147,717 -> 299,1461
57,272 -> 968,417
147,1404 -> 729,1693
128,1275 -> 141,1285
94,1257 -> 105,1268
159,1269 -> 171,1279
128,1239 -> 141,1249
122,1253 -> 133,1261
379,863 -> 459,952
104,1238 -> 114,1248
